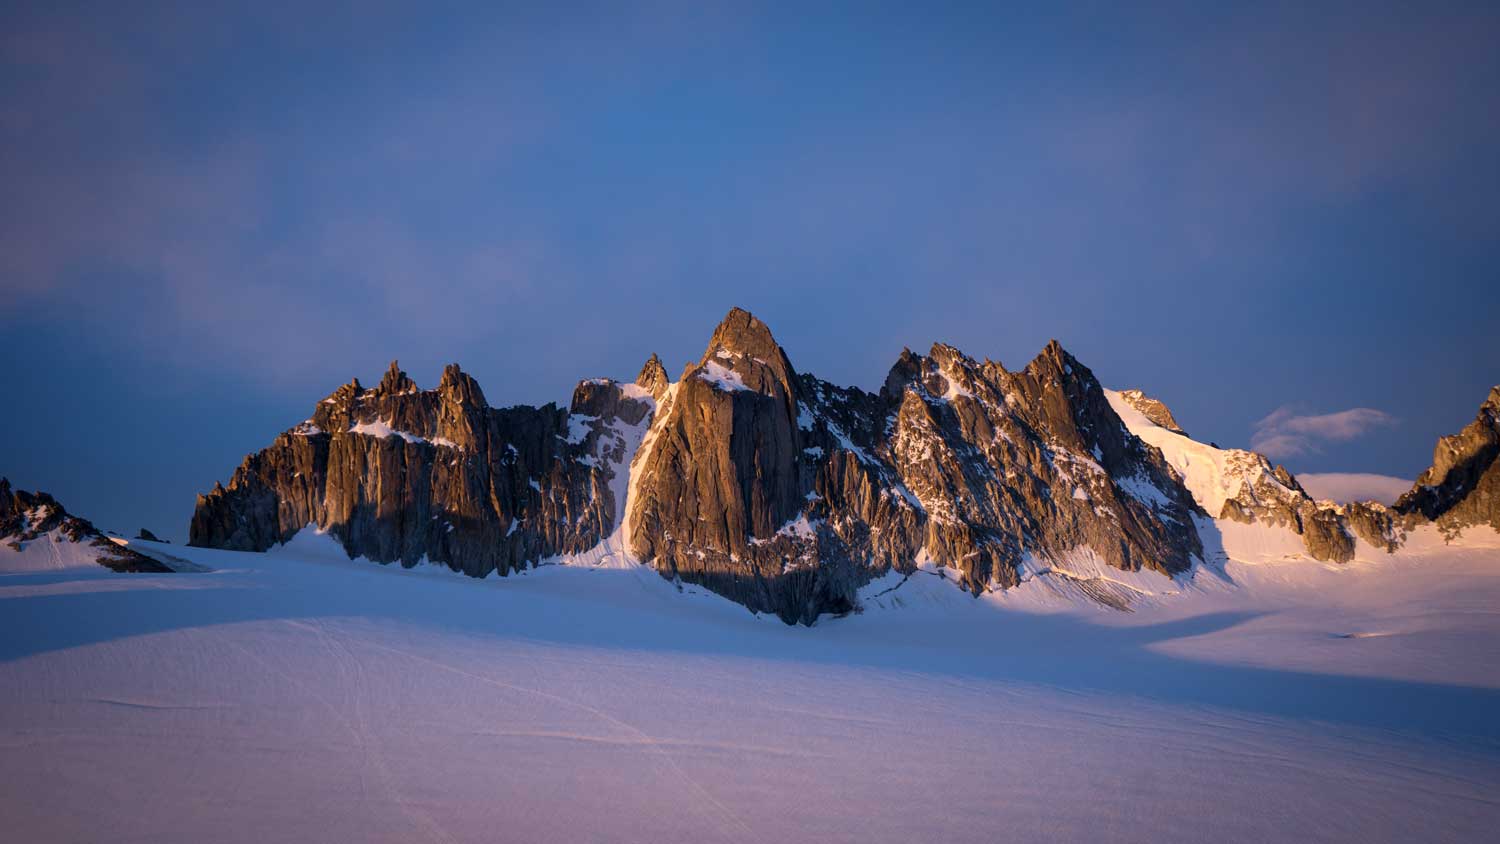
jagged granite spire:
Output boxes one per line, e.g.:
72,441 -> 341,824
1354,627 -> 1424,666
626,308 -> 812,617
377,360 -> 417,395
635,353 -> 669,400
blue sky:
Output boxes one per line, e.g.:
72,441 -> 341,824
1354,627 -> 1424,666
3,1 -> 1497,540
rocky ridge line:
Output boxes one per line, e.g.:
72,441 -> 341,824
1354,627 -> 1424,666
188,308 -> 1500,623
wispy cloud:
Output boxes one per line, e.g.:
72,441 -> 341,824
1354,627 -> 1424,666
1252,406 -> 1397,458
1296,473 -> 1411,506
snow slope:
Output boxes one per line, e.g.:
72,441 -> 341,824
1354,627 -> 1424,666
0,526 -> 116,572
1104,388 -> 1402,565
3,527 -> 1499,843
1105,388 -> 1281,517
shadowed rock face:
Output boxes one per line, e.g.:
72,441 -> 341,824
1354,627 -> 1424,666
1,478 -> 173,572
1395,386 -> 1500,537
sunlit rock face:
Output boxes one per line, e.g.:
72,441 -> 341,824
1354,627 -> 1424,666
625,309 -> 1203,623
190,359 -> 659,578
1116,388 -> 1189,436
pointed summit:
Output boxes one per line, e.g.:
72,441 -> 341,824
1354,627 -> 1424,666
438,364 -> 487,407
704,307 -> 785,363
699,307 -> 800,397
881,347 -> 924,402
1029,338 -> 1081,374
378,360 -> 417,394
635,353 -> 669,400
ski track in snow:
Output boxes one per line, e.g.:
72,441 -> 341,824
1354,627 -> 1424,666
2,530 -> 1500,842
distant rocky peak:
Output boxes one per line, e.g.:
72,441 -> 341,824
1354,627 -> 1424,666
1394,384 -> 1500,534
438,363 -> 487,407
635,353 -> 670,400
377,360 -> 418,395
1024,338 -> 1084,382
570,377 -> 654,426
1,479 -> 172,572
706,307 -> 783,362
879,344 -> 989,408
323,378 -> 364,406
881,347 -> 925,402
928,343 -> 982,394
1117,389 -> 1188,436
697,307 -> 800,396
1414,386 -> 1500,489
1005,340 -> 1113,447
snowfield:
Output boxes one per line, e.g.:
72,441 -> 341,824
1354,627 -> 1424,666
3,524 -> 1499,843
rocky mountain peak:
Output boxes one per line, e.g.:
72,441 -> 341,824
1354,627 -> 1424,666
1,479 -> 172,572
324,378 -> 363,406
1117,389 -> 1188,436
1005,340 -> 1118,457
1394,384 -> 1500,535
377,360 -> 417,395
881,347 -> 925,402
1023,338 -> 1084,382
626,310 -> 812,608
706,307 -> 781,361
635,353 -> 670,400
699,307 -> 800,398
438,363 -> 487,407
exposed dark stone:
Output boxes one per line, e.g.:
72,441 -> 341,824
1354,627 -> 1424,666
1,478 -> 173,573
1394,386 -> 1500,538
137,528 -> 166,542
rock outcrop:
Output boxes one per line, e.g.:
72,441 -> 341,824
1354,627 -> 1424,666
1,479 -> 173,572
191,360 -> 658,577
1395,386 -> 1500,538
1117,388 -> 1189,436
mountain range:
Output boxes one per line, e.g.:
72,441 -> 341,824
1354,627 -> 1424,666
6,308 -> 1497,622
